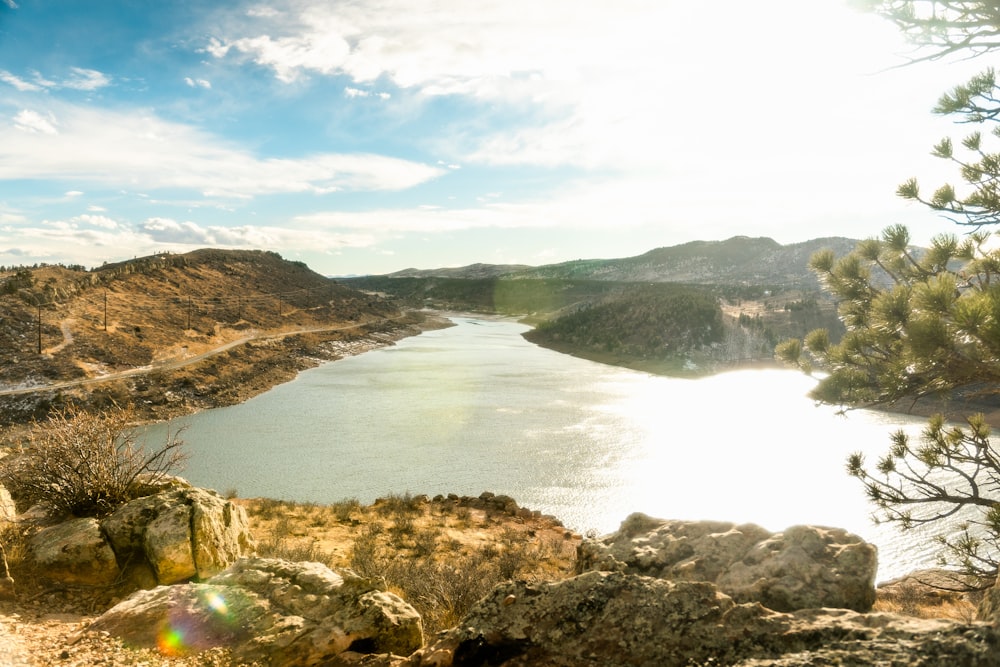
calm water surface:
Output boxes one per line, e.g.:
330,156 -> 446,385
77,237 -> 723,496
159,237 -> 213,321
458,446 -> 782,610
147,314 -> 956,581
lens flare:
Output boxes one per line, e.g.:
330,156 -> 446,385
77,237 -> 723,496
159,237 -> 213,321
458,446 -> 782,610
153,587 -> 240,656
203,590 -> 229,616
156,625 -> 186,656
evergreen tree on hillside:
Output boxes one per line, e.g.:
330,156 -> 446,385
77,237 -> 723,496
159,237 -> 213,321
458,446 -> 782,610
777,1 -> 1000,583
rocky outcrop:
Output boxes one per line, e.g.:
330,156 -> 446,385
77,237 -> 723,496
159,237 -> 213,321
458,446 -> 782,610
404,570 -> 1000,667
102,487 -> 254,585
28,487 -> 253,588
89,558 -> 423,665
576,513 -> 877,612
28,518 -> 121,587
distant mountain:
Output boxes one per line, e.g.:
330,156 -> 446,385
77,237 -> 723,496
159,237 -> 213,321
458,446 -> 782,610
384,236 -> 862,288
388,263 -> 533,280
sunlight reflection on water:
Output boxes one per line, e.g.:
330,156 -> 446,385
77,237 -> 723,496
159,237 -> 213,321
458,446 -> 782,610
148,314 -> 957,581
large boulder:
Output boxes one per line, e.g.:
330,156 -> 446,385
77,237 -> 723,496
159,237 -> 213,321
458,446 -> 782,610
100,487 -> 254,586
28,517 -> 120,587
576,513 -> 877,612
26,486 -> 254,589
403,571 -> 1000,667
88,558 -> 424,665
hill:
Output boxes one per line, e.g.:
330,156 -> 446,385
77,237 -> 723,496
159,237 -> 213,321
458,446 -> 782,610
346,236 -> 855,375
0,249 -> 438,429
384,236 -> 861,287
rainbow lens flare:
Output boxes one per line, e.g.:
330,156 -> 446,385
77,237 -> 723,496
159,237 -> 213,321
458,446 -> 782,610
153,587 -> 240,656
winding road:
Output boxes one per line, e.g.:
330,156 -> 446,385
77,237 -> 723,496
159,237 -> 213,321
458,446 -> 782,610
0,317 -> 400,397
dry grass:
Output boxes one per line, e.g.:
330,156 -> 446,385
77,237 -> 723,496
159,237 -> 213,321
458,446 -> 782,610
873,595 -> 979,622
874,572 -> 985,623
238,493 -> 579,634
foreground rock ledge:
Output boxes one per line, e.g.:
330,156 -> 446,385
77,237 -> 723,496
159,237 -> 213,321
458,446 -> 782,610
89,557 -> 423,666
404,571 -> 1000,667
577,513 -> 878,612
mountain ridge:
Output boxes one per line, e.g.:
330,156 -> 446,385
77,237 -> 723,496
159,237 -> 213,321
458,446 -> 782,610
383,235 -> 861,287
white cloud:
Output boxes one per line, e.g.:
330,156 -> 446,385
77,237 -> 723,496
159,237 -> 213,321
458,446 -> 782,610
203,0 -> 982,177
0,67 -> 110,92
184,77 -> 212,89
2,0 -> 18,9
138,216 -> 374,250
0,212 -> 26,225
0,101 -> 445,196
247,6 -> 279,18
0,213 -> 377,269
13,109 -> 58,134
64,190 -> 84,197
63,67 -> 111,91
73,214 -> 118,229
214,29 -> 351,83
87,205 -> 107,212
344,86 -> 389,99
0,70 -> 41,91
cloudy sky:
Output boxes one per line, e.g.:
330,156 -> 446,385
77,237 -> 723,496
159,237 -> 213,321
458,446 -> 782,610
0,0 -> 990,275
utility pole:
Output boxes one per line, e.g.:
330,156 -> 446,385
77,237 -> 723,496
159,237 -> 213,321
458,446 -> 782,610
36,303 -> 41,354
187,296 -> 192,330
103,289 -> 108,332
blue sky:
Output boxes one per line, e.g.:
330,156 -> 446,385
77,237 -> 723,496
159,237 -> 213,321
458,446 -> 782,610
0,0 -> 991,275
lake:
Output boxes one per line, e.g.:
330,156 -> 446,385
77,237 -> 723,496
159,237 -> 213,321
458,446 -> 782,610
145,313 -> 955,581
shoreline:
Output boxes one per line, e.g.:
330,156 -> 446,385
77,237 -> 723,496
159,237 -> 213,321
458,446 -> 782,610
0,310 -> 454,443
141,309 -> 456,424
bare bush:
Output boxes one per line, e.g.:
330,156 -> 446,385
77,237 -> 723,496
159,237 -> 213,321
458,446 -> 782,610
256,536 -> 335,565
331,497 -> 361,523
0,403 -> 186,518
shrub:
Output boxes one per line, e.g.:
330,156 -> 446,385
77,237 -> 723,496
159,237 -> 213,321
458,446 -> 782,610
0,403 -> 186,518
331,497 -> 361,523
376,491 -> 422,518
256,536 -> 334,565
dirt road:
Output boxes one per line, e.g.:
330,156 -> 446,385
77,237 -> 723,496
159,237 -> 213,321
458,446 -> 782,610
0,318 -> 397,397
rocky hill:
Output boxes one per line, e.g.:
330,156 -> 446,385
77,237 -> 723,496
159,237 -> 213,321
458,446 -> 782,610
0,249 -> 437,429
383,236 -> 862,288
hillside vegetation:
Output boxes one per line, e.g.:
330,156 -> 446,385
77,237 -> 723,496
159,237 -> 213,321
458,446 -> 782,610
523,285 -> 724,372
0,249 -> 421,428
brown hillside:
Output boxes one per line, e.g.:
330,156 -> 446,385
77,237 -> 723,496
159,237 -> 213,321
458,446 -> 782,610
0,250 -> 436,429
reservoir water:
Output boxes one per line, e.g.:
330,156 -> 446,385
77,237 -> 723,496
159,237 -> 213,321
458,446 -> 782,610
147,314 -> 959,581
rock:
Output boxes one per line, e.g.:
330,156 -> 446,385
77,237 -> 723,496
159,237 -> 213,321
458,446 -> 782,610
0,482 -> 15,523
717,524 -> 878,612
190,488 -> 255,579
576,514 -> 877,612
404,571 -> 1000,667
89,557 -> 423,665
127,472 -> 190,498
101,487 -> 254,586
144,500 -> 197,584
28,518 -> 120,587
24,486 -> 254,590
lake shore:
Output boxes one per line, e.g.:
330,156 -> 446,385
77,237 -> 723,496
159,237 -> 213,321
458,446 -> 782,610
0,310 -> 454,445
